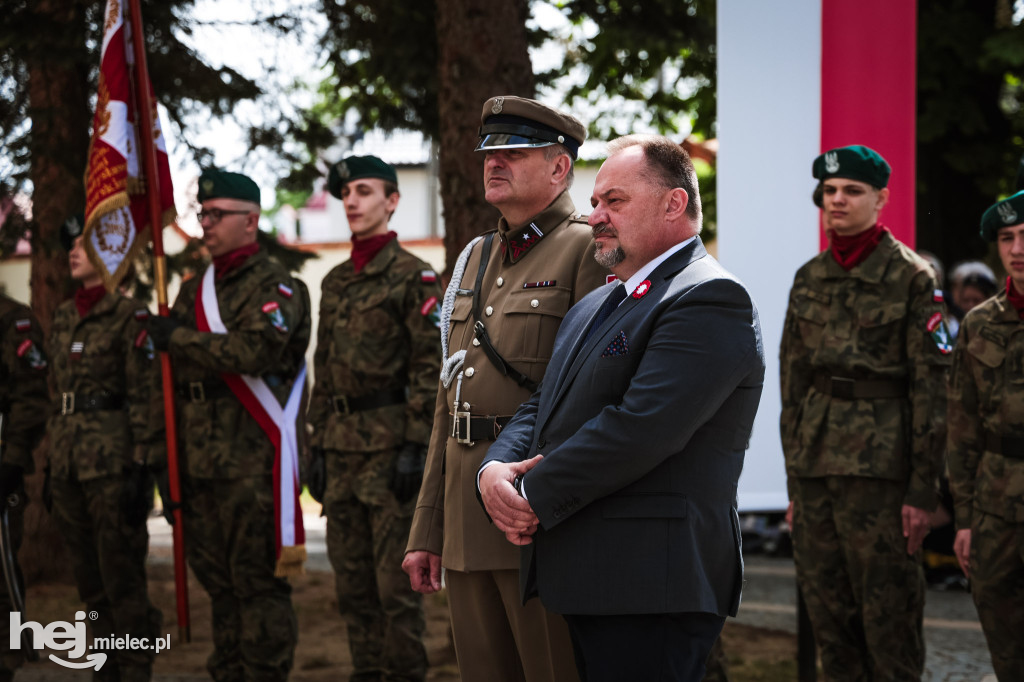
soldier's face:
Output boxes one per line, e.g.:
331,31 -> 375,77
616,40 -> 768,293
200,199 -> 258,257
822,178 -> 888,236
341,179 -> 398,239
483,148 -> 558,212
68,236 -> 101,286
997,223 -> 1024,291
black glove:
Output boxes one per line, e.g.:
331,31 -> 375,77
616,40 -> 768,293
308,446 -> 326,504
119,462 -> 153,526
390,442 -> 426,504
0,463 -> 23,502
147,315 -> 183,351
155,468 -> 176,525
42,466 -> 52,513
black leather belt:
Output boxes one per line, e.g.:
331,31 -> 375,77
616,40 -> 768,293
813,373 -> 907,400
58,392 -> 125,416
175,380 -> 232,403
449,413 -> 513,445
985,432 -> 1024,460
330,388 -> 406,415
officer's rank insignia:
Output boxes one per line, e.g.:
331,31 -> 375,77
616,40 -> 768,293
632,280 -> 652,299
262,301 -> 289,333
69,340 -> 84,361
933,290 -> 944,303
927,312 -> 953,355
420,270 -> 437,283
421,296 -> 441,329
277,283 -> 293,298
606,274 -> 619,284
824,151 -> 840,173
18,340 -> 46,369
134,309 -> 149,321
15,318 -> 31,332
505,223 -> 546,262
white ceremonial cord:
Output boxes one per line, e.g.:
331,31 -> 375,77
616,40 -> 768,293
440,236 -> 482,389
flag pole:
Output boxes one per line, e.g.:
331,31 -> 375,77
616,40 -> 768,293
126,0 -> 190,643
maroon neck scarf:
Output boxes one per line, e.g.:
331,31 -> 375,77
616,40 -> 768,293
213,242 -> 260,280
74,284 -> 107,318
830,223 -> 887,271
1006,277 -> 1024,320
351,231 -> 397,273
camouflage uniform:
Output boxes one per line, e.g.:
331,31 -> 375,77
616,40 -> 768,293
780,231 -> 951,681
407,191 -> 608,682
167,248 -> 310,682
947,291 -> 1024,680
47,292 -> 164,682
0,295 -> 49,679
307,237 -> 441,682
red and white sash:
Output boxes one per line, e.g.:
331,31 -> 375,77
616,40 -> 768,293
196,265 -> 307,576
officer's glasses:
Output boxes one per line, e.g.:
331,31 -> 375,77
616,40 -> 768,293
196,209 -> 252,224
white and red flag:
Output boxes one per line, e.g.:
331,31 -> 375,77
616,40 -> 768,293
84,0 -> 175,290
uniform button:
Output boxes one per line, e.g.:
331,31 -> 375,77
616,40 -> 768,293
485,306 -> 494,316
465,367 -> 475,377
496,277 -> 504,287
530,299 -> 539,308
472,338 -> 480,346
462,402 -> 470,410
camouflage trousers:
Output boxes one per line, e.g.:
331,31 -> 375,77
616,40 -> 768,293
51,475 -> 163,682
182,475 -> 297,682
0,487 -> 25,681
791,476 -> 925,682
324,448 -> 426,682
968,511 -> 1024,681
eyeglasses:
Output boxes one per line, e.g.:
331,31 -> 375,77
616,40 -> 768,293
196,209 -> 252,224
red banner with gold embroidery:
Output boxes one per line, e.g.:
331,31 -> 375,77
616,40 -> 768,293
84,0 -> 175,291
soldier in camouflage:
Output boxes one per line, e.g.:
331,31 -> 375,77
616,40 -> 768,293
947,190 -> 1024,681
0,292 -> 49,682
47,224 -> 164,682
148,170 -> 311,682
780,146 -> 951,681
305,155 -> 441,682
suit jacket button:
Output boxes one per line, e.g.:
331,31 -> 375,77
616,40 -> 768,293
537,438 -> 546,448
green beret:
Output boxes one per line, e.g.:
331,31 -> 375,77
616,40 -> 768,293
980,190 -> 1024,241
198,169 -> 261,204
812,145 -> 891,189
327,155 -> 398,199
59,213 -> 85,251
476,96 -> 586,159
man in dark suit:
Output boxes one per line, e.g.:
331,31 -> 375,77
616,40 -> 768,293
478,134 -> 765,682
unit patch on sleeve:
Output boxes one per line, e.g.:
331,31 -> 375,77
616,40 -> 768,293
926,312 -> 953,355
17,339 -> 47,369
421,296 -> 441,329
262,301 -> 289,333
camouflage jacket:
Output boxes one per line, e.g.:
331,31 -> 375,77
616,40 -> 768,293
169,248 -> 311,478
0,294 -> 49,473
407,191 -> 610,571
308,238 -> 442,453
46,293 -> 164,481
779,231 -> 951,510
947,291 -> 1024,527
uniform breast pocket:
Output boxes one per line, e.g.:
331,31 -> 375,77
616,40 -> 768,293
793,288 -> 830,350
856,301 -> 906,359
345,290 -> 401,356
80,334 -> 124,388
502,288 -> 571,361
967,332 -> 1009,412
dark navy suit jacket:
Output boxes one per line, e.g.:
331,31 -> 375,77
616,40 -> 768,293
481,237 -> 765,617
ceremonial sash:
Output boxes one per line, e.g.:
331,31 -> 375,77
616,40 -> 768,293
195,265 -> 307,576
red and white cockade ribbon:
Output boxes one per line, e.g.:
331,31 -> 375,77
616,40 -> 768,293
196,265 -> 307,576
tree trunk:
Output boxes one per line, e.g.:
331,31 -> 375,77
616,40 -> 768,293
435,0 -> 534,274
23,0 -> 91,584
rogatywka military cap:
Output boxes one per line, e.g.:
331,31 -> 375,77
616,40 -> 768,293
327,155 -> 398,200
59,213 -> 85,251
980,190 -> 1024,241
197,169 -> 261,204
812,145 -> 891,189
476,96 -> 586,159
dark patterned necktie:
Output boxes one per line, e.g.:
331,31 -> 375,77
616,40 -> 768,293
584,283 -> 626,342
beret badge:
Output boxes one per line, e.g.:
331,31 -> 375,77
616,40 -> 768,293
824,151 -> 840,174
491,97 -> 504,114
998,201 -> 1018,225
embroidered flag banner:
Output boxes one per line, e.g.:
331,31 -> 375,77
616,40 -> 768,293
84,0 -> 175,290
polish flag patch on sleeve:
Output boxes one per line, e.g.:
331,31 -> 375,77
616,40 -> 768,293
933,290 -> 944,303
15,318 -> 31,332
278,283 -> 294,298
421,270 -> 437,283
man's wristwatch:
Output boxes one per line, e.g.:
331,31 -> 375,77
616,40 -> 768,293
513,475 -> 524,497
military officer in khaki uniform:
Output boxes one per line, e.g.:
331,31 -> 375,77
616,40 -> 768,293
780,146 -> 951,681
149,170 -> 311,682
306,155 -> 441,682
948,189 -> 1024,681
0,292 -> 49,681
48,221 -> 164,682
403,96 -> 607,682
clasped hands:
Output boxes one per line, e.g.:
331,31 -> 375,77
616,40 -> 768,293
479,454 -> 544,546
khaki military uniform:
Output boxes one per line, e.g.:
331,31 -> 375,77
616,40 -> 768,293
47,292 -> 164,682
407,191 -> 607,682
308,237 -> 441,681
168,249 -> 310,682
780,231 -> 950,681
0,295 -> 49,679
947,291 -> 1024,680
